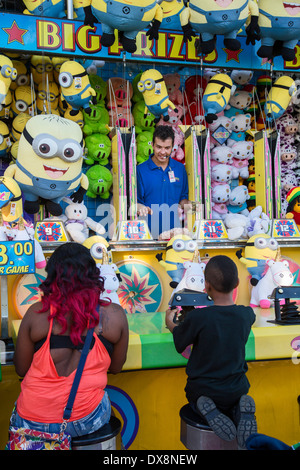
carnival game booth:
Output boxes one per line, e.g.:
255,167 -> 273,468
1,0 -> 300,450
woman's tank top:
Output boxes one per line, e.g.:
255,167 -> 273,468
17,318 -> 111,423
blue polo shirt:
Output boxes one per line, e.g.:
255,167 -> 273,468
137,156 -> 189,238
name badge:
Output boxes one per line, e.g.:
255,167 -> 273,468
168,170 -> 176,183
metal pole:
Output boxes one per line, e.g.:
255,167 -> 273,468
66,0 -> 74,19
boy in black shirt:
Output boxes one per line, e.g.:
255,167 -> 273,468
166,255 -> 257,448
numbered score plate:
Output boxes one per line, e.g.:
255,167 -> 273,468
0,240 -> 35,275
193,220 -> 228,240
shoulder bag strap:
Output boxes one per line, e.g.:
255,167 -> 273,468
63,327 -> 94,421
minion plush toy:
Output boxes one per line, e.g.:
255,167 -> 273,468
236,233 -> 279,285
30,55 -> 54,89
256,0 -> 300,61
11,86 -> 36,117
180,0 -> 260,55
36,81 -> 59,115
4,114 -> 89,216
83,235 -> 113,263
0,55 -> 17,105
203,73 -> 234,123
22,0 -> 66,18
59,60 -> 96,116
0,121 -> 11,161
10,60 -> 29,91
264,76 -> 296,122
87,0 -> 163,53
285,186 -> 300,228
156,234 -> 198,287
138,69 -> 178,122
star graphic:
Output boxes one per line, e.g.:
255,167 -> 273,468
3,21 -> 28,45
118,266 -> 159,314
222,47 -> 242,63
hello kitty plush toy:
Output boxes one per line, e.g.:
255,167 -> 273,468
228,113 -> 252,146
210,146 -> 234,168
211,163 -> 234,187
211,184 -> 230,220
227,185 -> 250,216
230,141 -> 254,179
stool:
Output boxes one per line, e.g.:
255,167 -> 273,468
180,404 -> 238,450
71,416 -> 122,450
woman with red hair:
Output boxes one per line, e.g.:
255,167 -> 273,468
10,242 -> 128,438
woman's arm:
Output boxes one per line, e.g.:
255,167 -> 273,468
13,307 -> 36,377
102,303 -> 129,374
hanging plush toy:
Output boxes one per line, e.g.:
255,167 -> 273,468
180,0 -> 260,55
256,0 -> 300,61
4,114 -> 89,216
0,121 -> 11,161
264,76 -> 297,122
285,186 -> 300,227
0,55 -> 17,105
22,0 -> 66,18
137,69 -> 178,122
59,60 -> 96,116
86,0 -> 163,53
203,73 -> 234,123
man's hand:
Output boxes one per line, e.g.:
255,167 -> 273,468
137,203 -> 153,217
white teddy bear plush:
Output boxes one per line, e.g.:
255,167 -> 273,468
61,199 -> 105,243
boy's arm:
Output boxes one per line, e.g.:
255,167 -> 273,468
166,308 -> 197,353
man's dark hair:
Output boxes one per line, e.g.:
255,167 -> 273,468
205,255 -> 238,293
153,125 -> 175,146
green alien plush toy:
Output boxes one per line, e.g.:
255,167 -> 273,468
83,103 -> 110,136
86,164 -> 113,199
132,101 -> 156,134
136,131 -> 154,164
85,133 -> 112,166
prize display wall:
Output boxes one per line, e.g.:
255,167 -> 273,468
1,0 -> 300,450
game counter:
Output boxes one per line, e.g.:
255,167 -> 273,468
3,241 -> 300,450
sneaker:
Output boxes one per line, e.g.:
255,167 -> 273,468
236,395 -> 257,449
196,396 -> 237,442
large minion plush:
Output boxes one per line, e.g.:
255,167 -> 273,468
203,73 -> 234,123
138,69 -> 178,122
236,233 -> 279,285
264,76 -> 296,122
257,0 -> 300,61
59,60 -> 96,116
4,114 -> 89,216
88,0 -> 163,53
160,0 -> 186,30
156,235 -> 198,287
11,86 -> 36,117
180,0 -> 260,55
0,55 -> 17,105
22,0 -> 66,18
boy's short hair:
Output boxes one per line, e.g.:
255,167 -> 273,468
153,125 -> 175,146
205,255 -> 238,293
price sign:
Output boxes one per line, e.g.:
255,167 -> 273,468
0,241 -> 35,275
